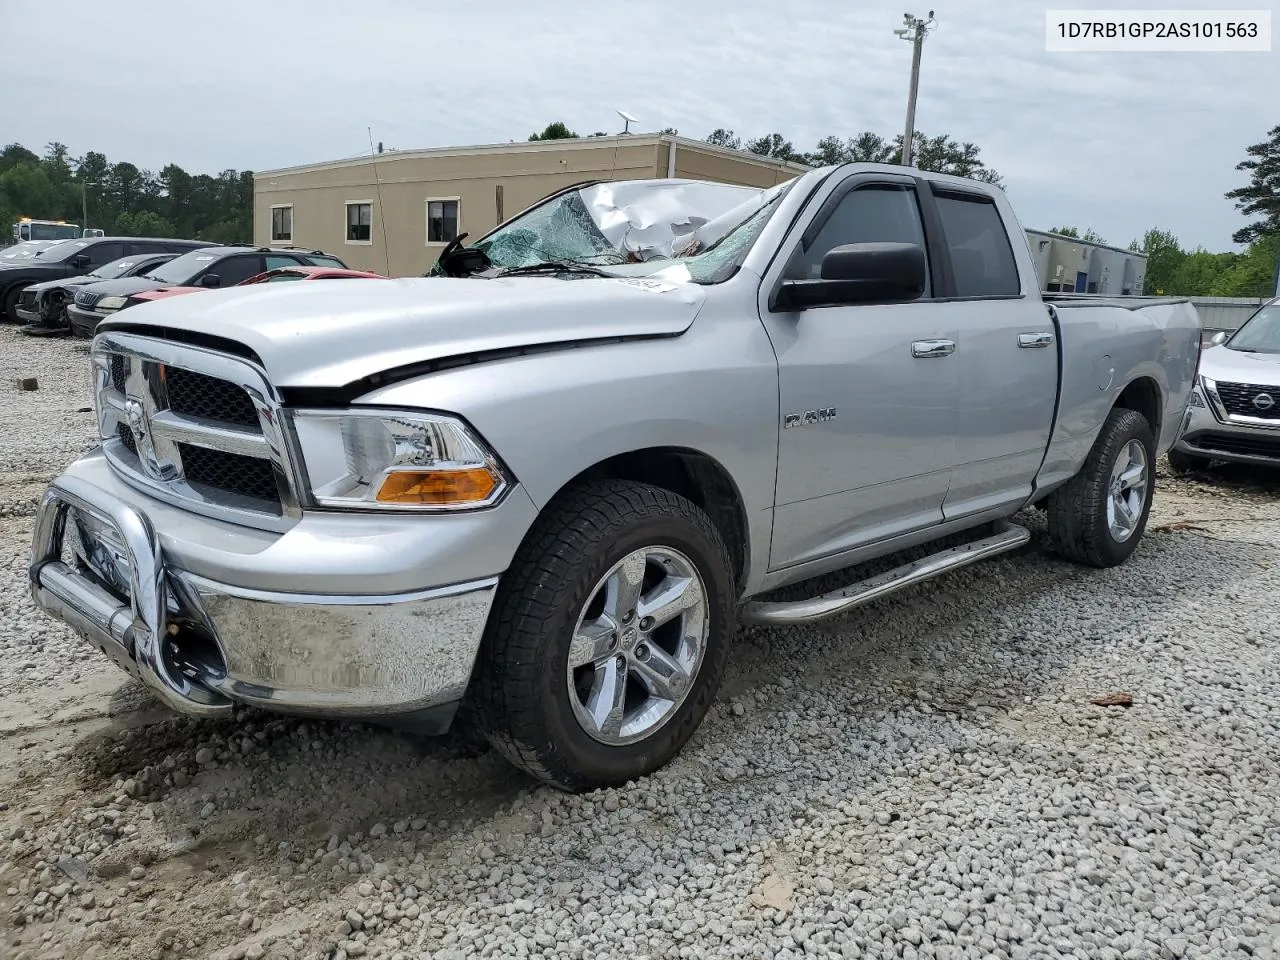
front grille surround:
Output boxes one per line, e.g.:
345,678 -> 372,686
1212,380 -> 1280,421
92,331 -> 301,532
76,290 -> 103,309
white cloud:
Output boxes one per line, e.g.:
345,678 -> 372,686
0,0 -> 1271,248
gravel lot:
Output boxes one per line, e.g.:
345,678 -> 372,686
1,324 -> 1279,960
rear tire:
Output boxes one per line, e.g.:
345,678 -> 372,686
1166,448 -> 1209,475
1047,407 -> 1155,568
472,479 -> 735,792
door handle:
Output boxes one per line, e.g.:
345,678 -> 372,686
1018,332 -> 1055,349
911,339 -> 955,359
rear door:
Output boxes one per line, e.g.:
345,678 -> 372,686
932,186 -> 1058,519
758,172 -> 960,570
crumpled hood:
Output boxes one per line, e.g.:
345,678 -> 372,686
102,274 -> 706,388
1200,344 -> 1280,385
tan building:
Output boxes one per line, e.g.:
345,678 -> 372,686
253,134 -> 810,277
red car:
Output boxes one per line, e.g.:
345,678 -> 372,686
126,265 -> 386,306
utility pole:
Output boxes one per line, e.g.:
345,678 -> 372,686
895,11 -> 935,168
81,180 -> 97,232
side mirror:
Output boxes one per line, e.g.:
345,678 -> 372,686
1209,330 -> 1227,346
200,274 -> 221,288
772,242 -> 927,311
72,254 -> 90,269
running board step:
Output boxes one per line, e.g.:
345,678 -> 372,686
739,521 -> 1031,625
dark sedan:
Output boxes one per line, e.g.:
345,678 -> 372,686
17,253 -> 180,336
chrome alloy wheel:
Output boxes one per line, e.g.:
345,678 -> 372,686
1107,438 -> 1149,542
566,546 -> 709,746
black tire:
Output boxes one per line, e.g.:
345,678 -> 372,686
1166,448 -> 1209,475
472,479 -> 735,792
1,285 -> 21,324
1047,407 -> 1156,568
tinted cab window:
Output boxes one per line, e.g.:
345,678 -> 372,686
934,194 -> 1020,297
784,184 -> 930,292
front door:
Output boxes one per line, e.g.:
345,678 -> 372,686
757,174 -> 959,572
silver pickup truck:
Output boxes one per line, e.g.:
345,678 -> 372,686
30,164 -> 1201,791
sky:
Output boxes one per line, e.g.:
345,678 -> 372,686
1,0 -> 1274,251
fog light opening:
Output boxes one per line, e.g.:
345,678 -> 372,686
164,623 -> 228,689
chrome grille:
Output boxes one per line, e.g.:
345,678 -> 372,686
76,290 -> 102,308
166,367 -> 259,427
1214,381 -> 1280,421
92,332 -> 300,531
179,444 -> 282,506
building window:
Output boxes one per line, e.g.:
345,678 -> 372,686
426,198 -> 459,244
270,205 -> 293,243
346,201 -> 373,244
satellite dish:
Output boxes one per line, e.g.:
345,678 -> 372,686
617,110 -> 638,134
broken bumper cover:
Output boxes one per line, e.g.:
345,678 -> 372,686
29,469 -> 505,724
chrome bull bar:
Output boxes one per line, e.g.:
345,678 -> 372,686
29,474 -> 233,717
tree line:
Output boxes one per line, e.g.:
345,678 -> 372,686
0,142 -> 252,243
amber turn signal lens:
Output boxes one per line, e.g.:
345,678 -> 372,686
374,467 -> 498,505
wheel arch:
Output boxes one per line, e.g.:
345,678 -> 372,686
544,446 -> 751,594
1112,375 -> 1163,441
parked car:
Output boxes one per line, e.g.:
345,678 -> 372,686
1,239 -> 73,262
29,166 -> 1200,792
1170,296 -> 1280,471
66,246 -> 350,338
16,253 -> 181,336
0,236 -> 214,324
126,265 -> 385,307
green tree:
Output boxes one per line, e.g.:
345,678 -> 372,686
1210,233 -> 1280,297
528,122 -> 580,141
745,133 -> 804,163
1225,125 -> 1280,244
1048,226 -> 1106,244
1,142 -> 255,244
1135,229 -> 1186,295
704,129 -> 741,151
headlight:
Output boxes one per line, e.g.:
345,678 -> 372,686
290,409 -> 509,511
97,296 -> 127,310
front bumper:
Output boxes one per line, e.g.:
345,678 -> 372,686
28,459 -> 526,725
1174,390 -> 1280,466
67,304 -> 116,338
15,304 -> 43,325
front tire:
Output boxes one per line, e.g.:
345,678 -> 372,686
472,479 -> 735,792
1,286 -> 21,324
1047,407 -> 1155,568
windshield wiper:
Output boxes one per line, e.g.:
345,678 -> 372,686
497,260 -> 614,278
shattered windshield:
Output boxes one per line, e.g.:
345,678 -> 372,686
446,178 -> 796,285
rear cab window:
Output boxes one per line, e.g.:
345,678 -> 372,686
933,192 -> 1021,297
